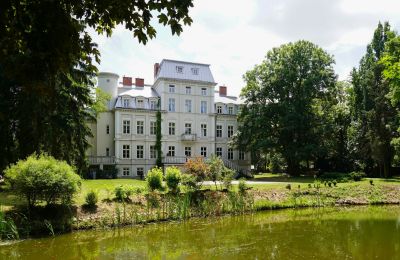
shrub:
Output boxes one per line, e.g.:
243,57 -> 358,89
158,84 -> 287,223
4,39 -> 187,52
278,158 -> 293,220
285,184 -> 291,190
181,173 -> 197,192
184,157 -> 210,184
350,171 -> 366,182
370,179 -> 374,185
165,166 -> 182,193
333,180 -> 337,187
222,167 -> 234,190
238,178 -> 247,195
114,185 -> 133,201
85,190 -> 98,207
4,154 -> 81,208
208,155 -> 224,190
146,167 -> 164,191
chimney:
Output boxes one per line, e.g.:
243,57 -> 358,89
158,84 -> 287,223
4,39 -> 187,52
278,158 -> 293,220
135,78 -> 144,87
219,86 -> 227,96
154,63 -> 160,78
122,76 -> 132,86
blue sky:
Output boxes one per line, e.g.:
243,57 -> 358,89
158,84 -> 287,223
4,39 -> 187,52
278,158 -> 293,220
91,0 -> 400,97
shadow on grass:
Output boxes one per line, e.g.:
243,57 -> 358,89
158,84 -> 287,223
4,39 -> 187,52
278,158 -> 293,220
251,174 -> 315,183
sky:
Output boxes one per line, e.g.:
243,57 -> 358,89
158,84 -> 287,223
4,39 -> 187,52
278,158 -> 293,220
91,0 -> 400,97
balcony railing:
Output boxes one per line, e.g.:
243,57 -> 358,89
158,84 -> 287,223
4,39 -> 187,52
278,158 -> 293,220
88,156 -> 116,165
163,156 -> 190,164
181,133 -> 197,141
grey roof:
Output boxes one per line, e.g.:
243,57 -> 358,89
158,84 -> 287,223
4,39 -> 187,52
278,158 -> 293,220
118,86 -> 159,98
156,59 -> 216,84
214,93 -> 242,105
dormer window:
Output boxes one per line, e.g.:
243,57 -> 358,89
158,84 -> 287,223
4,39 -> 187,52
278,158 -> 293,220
150,100 -> 157,110
176,66 -> 183,73
137,99 -> 144,108
228,106 -> 233,114
123,98 -> 130,108
169,85 -> 175,93
217,105 -> 222,114
191,68 -> 199,75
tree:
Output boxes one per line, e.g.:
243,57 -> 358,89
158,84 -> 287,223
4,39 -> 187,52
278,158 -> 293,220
0,0 -> 194,173
350,22 -> 397,177
235,40 -> 336,176
208,154 -> 225,190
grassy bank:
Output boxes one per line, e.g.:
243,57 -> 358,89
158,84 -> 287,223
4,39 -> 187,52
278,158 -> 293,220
1,175 -> 400,239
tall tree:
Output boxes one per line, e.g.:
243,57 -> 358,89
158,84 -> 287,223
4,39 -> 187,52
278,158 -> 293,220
235,41 -> 336,176
350,22 -> 397,177
0,0 -> 193,173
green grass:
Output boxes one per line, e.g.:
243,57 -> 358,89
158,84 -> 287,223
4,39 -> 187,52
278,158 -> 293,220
76,179 -> 146,205
252,172 -> 315,183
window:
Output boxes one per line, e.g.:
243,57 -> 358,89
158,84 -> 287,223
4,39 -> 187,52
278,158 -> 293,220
150,121 -> 156,135
169,122 -> 175,135
122,167 -> 130,176
239,151 -> 245,160
191,68 -> 199,75
137,167 -> 144,178
228,106 -> 233,114
228,148 -> 233,160
106,148 -> 110,156
216,125 -> 222,137
217,105 -> 222,114
122,145 -> 130,159
201,88 -> 207,96
201,101 -> 207,114
186,86 -> 191,94
123,98 -> 130,108
228,125 -> 234,138
201,147 -> 207,157
123,120 -> 130,134
137,99 -> 144,108
167,146 -> 175,157
185,99 -> 192,113
168,98 -> 175,112
137,145 -> 144,159
216,147 -> 223,157
150,100 -> 157,110
184,123 -> 192,134
201,124 -> 207,137
169,85 -> 175,93
176,66 -> 183,73
185,147 -> 192,157
150,145 -> 156,159
106,125 -> 110,134
136,121 -> 144,135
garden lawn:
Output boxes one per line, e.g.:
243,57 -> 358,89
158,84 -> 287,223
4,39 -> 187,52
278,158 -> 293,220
76,179 -> 146,205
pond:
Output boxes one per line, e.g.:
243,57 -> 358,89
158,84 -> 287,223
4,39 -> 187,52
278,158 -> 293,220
1,206 -> 400,259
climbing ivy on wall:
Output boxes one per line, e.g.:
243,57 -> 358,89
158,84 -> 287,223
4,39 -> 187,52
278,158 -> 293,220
155,99 -> 163,167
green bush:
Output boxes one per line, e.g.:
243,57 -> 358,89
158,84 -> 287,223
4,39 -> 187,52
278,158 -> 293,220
165,166 -> 182,193
146,167 -> 164,191
350,171 -> 366,182
181,173 -> 197,192
238,178 -> 247,195
114,185 -> 133,201
222,167 -> 234,190
85,190 -> 98,207
4,154 -> 81,207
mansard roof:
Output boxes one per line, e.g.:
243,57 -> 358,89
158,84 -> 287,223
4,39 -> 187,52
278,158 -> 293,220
155,59 -> 216,84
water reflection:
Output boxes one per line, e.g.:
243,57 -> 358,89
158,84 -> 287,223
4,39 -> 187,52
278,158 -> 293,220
1,206 -> 400,259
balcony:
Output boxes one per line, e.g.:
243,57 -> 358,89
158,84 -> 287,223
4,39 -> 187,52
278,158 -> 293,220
163,156 -> 189,164
88,156 -> 116,165
181,133 -> 197,141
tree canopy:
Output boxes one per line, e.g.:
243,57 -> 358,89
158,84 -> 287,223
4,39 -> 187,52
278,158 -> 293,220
0,0 -> 194,173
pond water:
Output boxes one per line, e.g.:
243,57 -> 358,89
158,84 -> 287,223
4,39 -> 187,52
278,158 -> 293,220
1,206 -> 400,259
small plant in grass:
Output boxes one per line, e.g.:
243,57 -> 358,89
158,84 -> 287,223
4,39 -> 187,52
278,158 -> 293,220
85,190 -> 98,208
370,179 -> 374,186
114,185 -> 133,202
146,167 -> 164,191
222,167 -> 234,191
308,184 -> 312,189
238,178 -> 247,195
285,184 -> 291,190
328,181 -> 332,187
350,171 -> 366,182
165,166 -> 182,193
333,180 -> 337,187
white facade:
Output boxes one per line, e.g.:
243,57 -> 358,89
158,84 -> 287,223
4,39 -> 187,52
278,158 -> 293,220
88,59 -> 250,178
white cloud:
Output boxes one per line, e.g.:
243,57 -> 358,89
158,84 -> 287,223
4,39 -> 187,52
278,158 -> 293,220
92,0 -> 400,95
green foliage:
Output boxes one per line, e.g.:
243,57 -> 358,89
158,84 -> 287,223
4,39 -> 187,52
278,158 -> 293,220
181,173 -> 197,192
114,185 -> 133,202
4,154 -> 81,208
350,172 -> 366,182
0,0 -> 193,174
238,178 -> 248,195
268,153 -> 285,173
146,167 -> 164,192
155,107 -> 163,167
184,157 -> 210,189
208,154 -> 225,189
0,210 -> 19,240
222,168 -> 234,190
92,88 -> 111,116
85,190 -> 98,207
165,167 -> 182,193
236,40 -> 336,176
286,184 -> 292,190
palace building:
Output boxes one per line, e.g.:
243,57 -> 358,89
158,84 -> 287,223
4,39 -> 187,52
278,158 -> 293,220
87,59 -> 251,178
